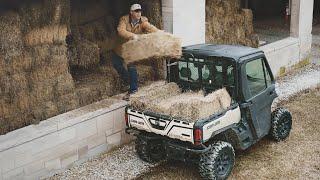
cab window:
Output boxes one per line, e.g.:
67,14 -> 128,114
245,58 -> 269,97
178,58 -> 203,82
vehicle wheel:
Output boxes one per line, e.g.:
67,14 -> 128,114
199,141 -> 235,180
270,107 -> 292,141
135,135 -> 165,163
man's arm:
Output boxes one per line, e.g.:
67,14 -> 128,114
141,17 -> 159,33
117,16 -> 135,40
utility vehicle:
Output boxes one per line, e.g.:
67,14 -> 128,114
125,44 -> 292,179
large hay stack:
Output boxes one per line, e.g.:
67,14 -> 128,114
20,0 -> 79,121
0,0 -> 80,134
130,81 -> 232,122
0,11 -> 33,134
206,0 -> 259,47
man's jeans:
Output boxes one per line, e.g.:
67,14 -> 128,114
111,52 -> 138,93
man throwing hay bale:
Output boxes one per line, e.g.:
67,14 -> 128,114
112,3 -> 159,100
112,3 -> 182,100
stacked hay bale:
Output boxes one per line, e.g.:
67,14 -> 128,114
136,0 -> 163,29
0,11 -> 33,134
67,1 -> 123,105
19,0 -> 79,121
0,0 -> 81,134
130,81 -> 232,122
206,0 -> 259,47
69,0 -> 114,68
74,65 -> 122,106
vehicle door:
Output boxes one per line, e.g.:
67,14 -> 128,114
240,56 -> 276,139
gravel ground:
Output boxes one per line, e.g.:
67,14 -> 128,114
49,143 -> 158,180
273,65 -> 320,106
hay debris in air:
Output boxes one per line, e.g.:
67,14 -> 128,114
120,31 -> 182,63
130,81 -> 232,122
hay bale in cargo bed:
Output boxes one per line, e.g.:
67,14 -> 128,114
120,31 -> 182,63
147,88 -> 231,122
130,80 -> 232,122
130,81 -> 181,110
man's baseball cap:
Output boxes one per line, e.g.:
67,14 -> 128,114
130,4 -> 142,11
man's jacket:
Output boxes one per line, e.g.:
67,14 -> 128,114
114,15 -> 159,57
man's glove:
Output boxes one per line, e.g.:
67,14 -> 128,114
132,34 -> 139,40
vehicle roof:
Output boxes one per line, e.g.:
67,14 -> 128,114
182,44 -> 264,61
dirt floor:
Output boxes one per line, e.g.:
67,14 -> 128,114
135,87 -> 320,180
254,15 -> 320,45
254,17 -> 290,44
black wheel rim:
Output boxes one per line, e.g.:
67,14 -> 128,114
215,151 -> 232,176
149,141 -> 164,160
278,114 -> 292,138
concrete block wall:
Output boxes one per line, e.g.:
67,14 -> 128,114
259,37 -> 300,76
0,98 -> 130,180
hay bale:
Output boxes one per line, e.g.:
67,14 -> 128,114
205,0 -> 258,47
13,92 -> 30,112
70,39 -> 100,68
216,88 -> 232,110
56,92 -> 79,113
9,52 -> 32,73
130,81 -> 232,122
136,65 -> 154,84
0,73 -> 29,99
24,25 -> 68,46
0,100 -> 14,120
130,81 -> 181,110
73,66 -> 122,106
19,0 -> 70,33
30,64 -> 68,82
30,81 -> 55,103
0,11 -> 23,59
76,87 -> 101,106
138,0 -> 163,29
0,56 -> 5,77
29,44 -> 68,68
149,90 -> 222,122
32,101 -> 59,120
120,31 -> 182,63
54,73 -> 76,97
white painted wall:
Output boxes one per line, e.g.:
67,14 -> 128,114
162,0 -> 206,46
290,0 -> 314,59
260,37 -> 300,76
